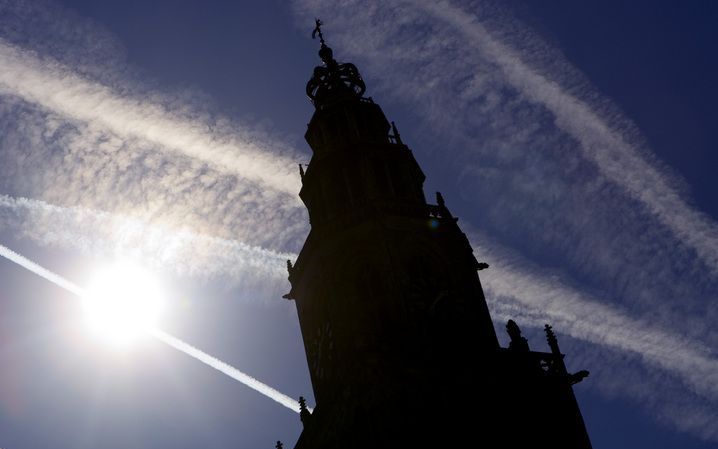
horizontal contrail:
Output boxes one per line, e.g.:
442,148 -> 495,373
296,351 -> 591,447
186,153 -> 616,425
0,241 -> 304,414
0,194 -> 293,283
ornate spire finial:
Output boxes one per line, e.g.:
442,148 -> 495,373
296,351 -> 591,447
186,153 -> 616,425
306,19 -> 366,107
299,396 -> 312,425
311,18 -> 336,66
544,324 -> 559,355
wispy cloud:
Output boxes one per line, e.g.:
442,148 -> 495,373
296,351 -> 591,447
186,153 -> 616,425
0,0 -> 308,251
0,39 -> 300,195
0,58 -> 306,250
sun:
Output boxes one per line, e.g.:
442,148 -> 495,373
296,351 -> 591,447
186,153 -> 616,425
82,261 -> 165,346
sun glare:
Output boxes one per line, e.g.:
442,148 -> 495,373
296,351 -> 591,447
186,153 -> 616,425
82,261 -> 165,346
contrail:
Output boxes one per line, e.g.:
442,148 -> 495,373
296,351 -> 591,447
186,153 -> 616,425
0,97 -> 306,250
409,0 -> 718,274
0,38 -> 301,195
0,241 -> 304,414
482,258 -> 718,400
461,225 -> 718,401
0,46 -> 306,250
151,329 -> 305,413
0,241 -> 85,297
0,2 -> 305,251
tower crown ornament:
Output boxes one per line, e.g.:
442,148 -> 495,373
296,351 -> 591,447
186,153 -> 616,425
306,19 -> 366,108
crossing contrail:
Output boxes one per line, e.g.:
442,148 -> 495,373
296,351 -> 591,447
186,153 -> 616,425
0,242 -> 304,414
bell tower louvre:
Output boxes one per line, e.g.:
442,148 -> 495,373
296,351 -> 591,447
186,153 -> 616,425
281,20 -> 593,449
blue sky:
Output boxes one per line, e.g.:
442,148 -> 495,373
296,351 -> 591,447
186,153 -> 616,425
0,0 -> 716,448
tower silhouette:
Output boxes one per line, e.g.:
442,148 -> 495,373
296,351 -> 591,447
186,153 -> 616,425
282,20 -> 592,448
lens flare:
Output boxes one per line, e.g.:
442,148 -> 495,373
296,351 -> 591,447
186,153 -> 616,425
82,261 -> 164,346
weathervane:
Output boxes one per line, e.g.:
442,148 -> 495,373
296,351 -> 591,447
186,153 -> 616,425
312,18 -> 326,46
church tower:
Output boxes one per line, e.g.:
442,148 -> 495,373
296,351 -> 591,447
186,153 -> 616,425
283,21 -> 593,448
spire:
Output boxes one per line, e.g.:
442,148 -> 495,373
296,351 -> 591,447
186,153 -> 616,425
299,396 -> 312,426
544,324 -> 560,355
306,19 -> 366,108
545,324 -> 590,384
544,324 -> 568,376
506,319 -> 530,352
